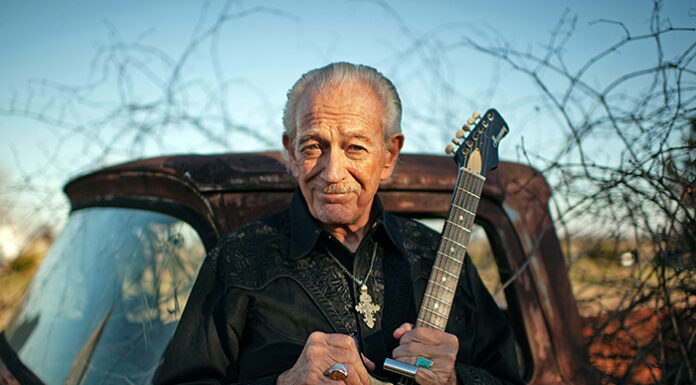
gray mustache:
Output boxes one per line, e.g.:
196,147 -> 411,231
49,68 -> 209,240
313,183 -> 360,194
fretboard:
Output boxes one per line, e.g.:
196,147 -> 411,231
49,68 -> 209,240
416,167 -> 485,330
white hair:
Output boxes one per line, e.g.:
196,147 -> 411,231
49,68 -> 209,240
282,62 -> 402,144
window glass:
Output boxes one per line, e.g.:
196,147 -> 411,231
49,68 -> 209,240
4,207 -> 206,385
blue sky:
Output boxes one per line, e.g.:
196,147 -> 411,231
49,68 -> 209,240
0,0 -> 694,244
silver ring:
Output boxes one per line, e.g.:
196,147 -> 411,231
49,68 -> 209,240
326,363 -> 348,381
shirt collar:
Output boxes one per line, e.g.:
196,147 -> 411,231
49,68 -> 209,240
289,188 -> 407,260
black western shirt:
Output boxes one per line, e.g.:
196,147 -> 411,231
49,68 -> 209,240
153,190 -> 522,385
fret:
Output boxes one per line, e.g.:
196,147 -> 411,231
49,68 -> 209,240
417,157 -> 487,339
430,281 -> 455,293
423,307 -> 447,319
458,167 -> 487,181
451,204 -> 475,217
442,236 -> 468,250
456,186 -> 480,199
383,109 -> 510,385
385,109 -> 508,382
445,219 -> 471,233
424,293 -> 452,306
436,251 -> 462,264
433,265 -> 459,278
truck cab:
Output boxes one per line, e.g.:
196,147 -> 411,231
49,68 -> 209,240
0,152 -> 598,384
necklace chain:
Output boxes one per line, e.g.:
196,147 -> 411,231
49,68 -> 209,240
325,242 -> 381,329
325,242 -> 377,287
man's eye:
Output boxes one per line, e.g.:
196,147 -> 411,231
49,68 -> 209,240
300,144 -> 321,156
348,145 -> 366,152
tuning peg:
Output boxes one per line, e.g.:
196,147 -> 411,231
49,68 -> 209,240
451,138 -> 460,145
455,129 -> 466,138
467,111 -> 481,125
445,144 -> 455,154
461,124 -> 471,132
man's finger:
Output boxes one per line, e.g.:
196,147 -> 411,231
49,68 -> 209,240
414,367 -> 440,385
351,363 -> 373,385
393,322 -> 414,340
316,334 -> 371,385
397,328 -> 459,357
398,327 -> 448,344
361,353 -> 376,371
390,347 -> 419,366
325,333 -> 361,350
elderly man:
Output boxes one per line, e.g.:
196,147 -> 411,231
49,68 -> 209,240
153,62 -> 521,385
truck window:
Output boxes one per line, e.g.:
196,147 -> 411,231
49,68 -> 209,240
3,207 -> 206,384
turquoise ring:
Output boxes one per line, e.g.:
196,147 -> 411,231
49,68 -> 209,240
416,357 -> 433,370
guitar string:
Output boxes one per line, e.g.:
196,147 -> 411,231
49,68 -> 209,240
424,159 -> 464,326
427,187 -> 460,324
393,112 -> 500,382
436,178 -> 478,325
420,118 -> 492,328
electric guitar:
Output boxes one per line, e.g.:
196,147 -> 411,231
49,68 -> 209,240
383,109 -> 509,383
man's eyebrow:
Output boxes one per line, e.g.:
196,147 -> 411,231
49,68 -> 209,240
296,128 -> 375,144
343,129 -> 377,144
297,130 -> 322,143
348,132 -> 373,141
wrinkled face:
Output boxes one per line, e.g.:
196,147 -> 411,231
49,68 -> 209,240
283,81 -> 403,229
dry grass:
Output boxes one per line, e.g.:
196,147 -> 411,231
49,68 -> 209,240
570,256 -> 657,317
0,240 -> 47,330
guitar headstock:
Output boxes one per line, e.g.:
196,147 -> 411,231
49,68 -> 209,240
445,108 -> 508,177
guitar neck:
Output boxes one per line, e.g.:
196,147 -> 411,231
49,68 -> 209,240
416,167 -> 485,330
383,109 -> 507,383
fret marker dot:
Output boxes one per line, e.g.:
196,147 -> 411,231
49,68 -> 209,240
442,276 -> 447,282
459,215 -> 464,221
450,246 -> 455,252
434,303 -> 439,309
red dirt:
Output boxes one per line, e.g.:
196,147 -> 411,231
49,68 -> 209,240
583,308 -> 695,385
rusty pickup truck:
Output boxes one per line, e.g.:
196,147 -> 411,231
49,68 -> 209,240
0,152 -> 599,384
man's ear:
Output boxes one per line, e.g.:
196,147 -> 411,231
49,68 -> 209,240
380,133 -> 404,181
282,133 -> 298,176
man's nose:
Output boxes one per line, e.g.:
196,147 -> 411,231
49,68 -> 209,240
321,148 -> 348,183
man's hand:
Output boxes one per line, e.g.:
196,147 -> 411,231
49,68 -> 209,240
277,331 -> 375,385
392,323 -> 459,385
